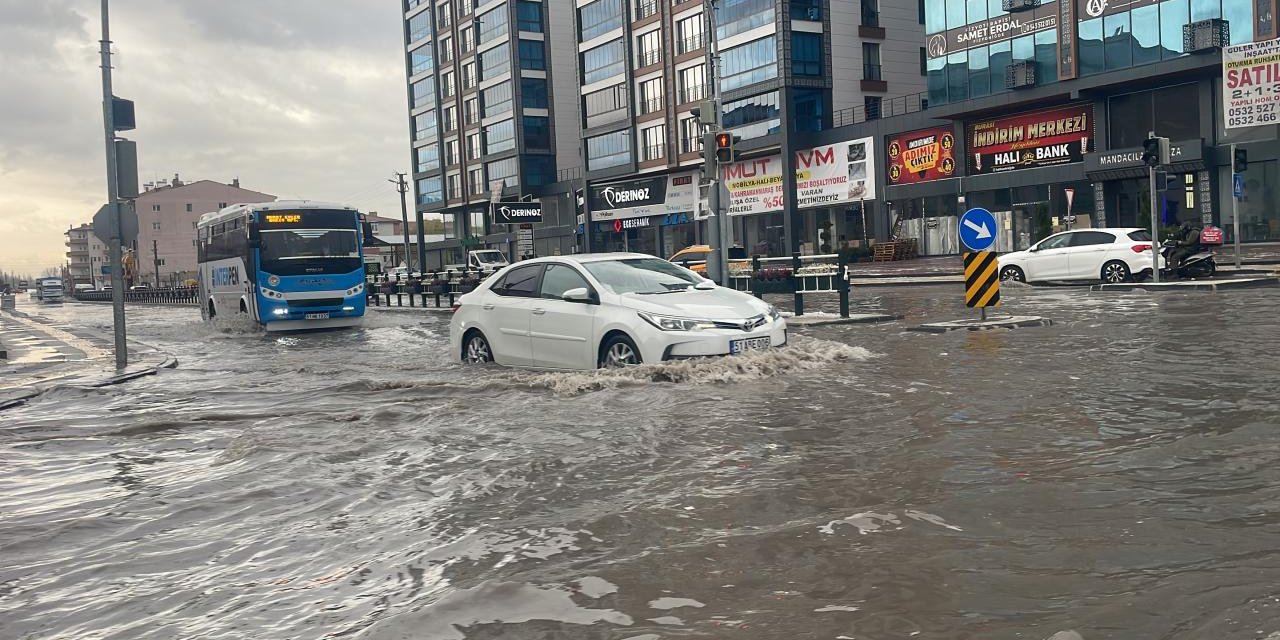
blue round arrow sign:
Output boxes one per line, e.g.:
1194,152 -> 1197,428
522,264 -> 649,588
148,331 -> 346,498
959,207 -> 997,252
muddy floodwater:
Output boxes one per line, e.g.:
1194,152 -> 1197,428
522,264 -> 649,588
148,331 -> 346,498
2,286 -> 1280,640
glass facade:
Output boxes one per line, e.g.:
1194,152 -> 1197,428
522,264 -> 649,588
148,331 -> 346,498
484,119 -> 516,154
414,110 -> 437,141
416,177 -> 443,206
723,91 -> 781,138
412,78 -> 436,109
518,39 -> 545,70
477,4 -> 509,43
408,11 -> 431,42
410,44 -> 434,75
579,0 -> 624,41
582,40 -> 626,84
524,115 -> 551,149
482,82 -> 513,118
416,144 -> 440,173
521,78 -> 548,108
924,0 -> 1255,106
583,84 -> 629,128
480,42 -> 511,80
793,33 -> 822,76
587,130 -> 632,169
517,1 -> 543,32
716,0 -> 775,40
720,36 -> 777,92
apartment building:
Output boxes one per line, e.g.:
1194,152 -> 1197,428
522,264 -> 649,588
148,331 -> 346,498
64,224 -> 110,289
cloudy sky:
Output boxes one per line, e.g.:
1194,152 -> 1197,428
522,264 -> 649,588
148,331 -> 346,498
0,0 -> 409,275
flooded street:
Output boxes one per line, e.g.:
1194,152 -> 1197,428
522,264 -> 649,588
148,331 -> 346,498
3,286 -> 1280,640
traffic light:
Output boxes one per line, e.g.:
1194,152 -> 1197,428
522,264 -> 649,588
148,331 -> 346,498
701,132 -> 719,180
1141,136 -> 1170,168
714,132 -> 739,163
1234,147 -> 1248,173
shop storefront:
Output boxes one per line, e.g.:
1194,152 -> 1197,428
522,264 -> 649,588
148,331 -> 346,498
1085,140 -> 1211,231
585,173 -> 700,258
884,125 -> 963,255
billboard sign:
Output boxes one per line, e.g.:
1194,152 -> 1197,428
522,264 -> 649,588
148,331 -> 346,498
886,126 -> 957,185
492,202 -> 543,224
966,104 -> 1093,175
1223,36 -> 1280,129
926,2 -> 1058,58
722,137 -> 876,216
589,173 -> 698,221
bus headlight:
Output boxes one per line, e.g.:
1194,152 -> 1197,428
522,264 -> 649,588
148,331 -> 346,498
345,283 -> 364,296
272,308 -> 288,316
267,275 -> 280,287
260,287 -> 284,299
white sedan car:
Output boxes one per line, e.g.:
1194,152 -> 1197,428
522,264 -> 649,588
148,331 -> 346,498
998,228 -> 1163,284
450,253 -> 787,369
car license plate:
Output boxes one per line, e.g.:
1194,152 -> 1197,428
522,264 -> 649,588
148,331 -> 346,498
730,337 -> 771,353
305,313 -> 330,320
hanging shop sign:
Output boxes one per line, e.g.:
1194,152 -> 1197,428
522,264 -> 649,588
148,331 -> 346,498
925,1 -> 1058,58
886,126 -> 957,185
589,173 -> 698,221
966,104 -> 1093,175
491,202 -> 543,224
721,137 -> 876,216
1223,36 -> 1280,129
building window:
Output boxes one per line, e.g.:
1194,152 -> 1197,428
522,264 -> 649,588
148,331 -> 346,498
437,2 -> 453,30
586,129 -> 632,170
414,110 -> 437,140
440,36 -> 454,64
722,91 -> 780,138
918,0 -> 925,24
1107,83 -> 1199,149
408,11 -> 431,42
463,97 -> 480,124
185,203 -> 192,212
863,43 -> 881,80
486,157 -> 519,187
466,132 -> 483,160
583,83 -> 628,128
218,202 -> 227,208
679,116 -> 701,154
521,77 -> 548,108
463,61 -> 478,89
641,123 -> 666,161
152,204 -> 160,212
717,0 -> 773,40
447,173 -> 463,199
793,33 -> 821,76
469,209 -> 486,236
446,138 -> 461,165
676,15 -> 704,54
483,82 -> 513,117
582,39 -> 626,84
517,1 -> 544,32
522,155 -> 555,187
579,0 -> 624,42
523,115 -> 551,149
461,26 -> 475,53
792,0 -> 821,20
468,167 -> 487,195
484,119 -> 516,154
442,71 -> 456,98
477,5 -> 509,44
720,37 -> 777,92
417,176 -> 444,205
518,39 -> 545,70
636,29 -> 662,67
864,96 -> 882,120
638,76 -> 664,114
410,44 -> 434,74
152,222 -> 161,230
443,104 -> 458,132
412,77 -> 436,109
417,144 -> 441,173
678,64 -> 707,103
635,0 -> 659,21
861,0 -> 879,27
920,47 -> 927,76
480,43 -> 510,80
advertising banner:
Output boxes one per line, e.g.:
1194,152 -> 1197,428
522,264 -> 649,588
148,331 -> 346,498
966,104 -> 1093,175
589,173 -> 698,221
491,202 -> 543,224
926,1 -> 1058,59
1223,36 -> 1280,129
722,137 -> 876,216
886,126 -> 957,185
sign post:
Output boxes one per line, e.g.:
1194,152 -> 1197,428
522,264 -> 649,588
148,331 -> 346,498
1232,146 -> 1243,269
958,207 -> 1000,319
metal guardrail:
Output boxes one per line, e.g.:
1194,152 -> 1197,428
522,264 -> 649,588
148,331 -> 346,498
365,267 -> 500,309
75,288 -> 199,306
831,92 -> 928,128
671,253 -> 854,317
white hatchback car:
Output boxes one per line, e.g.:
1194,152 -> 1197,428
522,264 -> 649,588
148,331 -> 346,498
998,228 -> 1163,284
450,254 -> 787,369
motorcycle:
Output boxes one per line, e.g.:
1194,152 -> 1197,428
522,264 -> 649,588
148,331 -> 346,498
1158,238 -> 1216,279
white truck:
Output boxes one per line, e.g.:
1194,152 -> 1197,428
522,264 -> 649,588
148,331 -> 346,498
445,249 -> 510,273
36,277 -> 64,303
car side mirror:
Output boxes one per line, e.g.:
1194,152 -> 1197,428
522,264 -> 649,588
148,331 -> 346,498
562,287 -> 594,303
694,279 -> 716,290
1028,245 -> 1039,252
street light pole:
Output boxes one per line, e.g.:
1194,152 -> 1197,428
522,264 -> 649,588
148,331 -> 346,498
99,0 -> 127,369
704,0 -> 731,286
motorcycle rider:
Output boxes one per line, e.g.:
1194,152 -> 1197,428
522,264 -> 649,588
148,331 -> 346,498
1167,220 -> 1200,272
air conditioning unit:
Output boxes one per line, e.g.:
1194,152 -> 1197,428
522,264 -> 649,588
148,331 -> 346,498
1002,0 -> 1039,12
1183,18 -> 1229,53
1005,60 -> 1036,89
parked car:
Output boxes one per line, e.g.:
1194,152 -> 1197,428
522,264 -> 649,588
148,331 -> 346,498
998,228 -> 1163,284
450,254 -> 786,370
667,244 -> 749,275
129,284 -> 151,291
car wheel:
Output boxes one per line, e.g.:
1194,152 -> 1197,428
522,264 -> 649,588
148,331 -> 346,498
599,334 -> 642,368
1101,261 -> 1131,284
999,265 -> 1026,282
462,330 -> 494,364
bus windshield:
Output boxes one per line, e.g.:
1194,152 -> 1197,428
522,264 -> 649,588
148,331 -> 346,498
259,229 -> 360,275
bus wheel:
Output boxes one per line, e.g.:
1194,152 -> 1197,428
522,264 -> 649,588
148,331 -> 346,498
208,299 -> 217,318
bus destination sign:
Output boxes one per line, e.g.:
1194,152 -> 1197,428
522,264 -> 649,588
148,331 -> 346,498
263,214 -> 303,224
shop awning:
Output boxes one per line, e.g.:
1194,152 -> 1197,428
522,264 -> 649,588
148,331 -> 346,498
1085,161 -> 1204,182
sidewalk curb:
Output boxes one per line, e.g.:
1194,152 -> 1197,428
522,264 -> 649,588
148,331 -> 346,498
1090,277 -> 1280,292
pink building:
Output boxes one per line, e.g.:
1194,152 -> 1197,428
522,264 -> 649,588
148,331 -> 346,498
133,175 -> 274,286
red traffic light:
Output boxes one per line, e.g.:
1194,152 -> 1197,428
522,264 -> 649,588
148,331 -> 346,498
715,133 -> 732,149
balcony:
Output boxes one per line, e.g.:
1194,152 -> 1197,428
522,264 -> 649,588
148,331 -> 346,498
791,1 -> 821,21
640,96 -> 665,115
678,34 -> 704,55
634,0 -> 658,21
680,136 -> 702,155
637,49 -> 662,68
642,144 -> 666,162
830,91 -> 928,128
677,85 -> 708,104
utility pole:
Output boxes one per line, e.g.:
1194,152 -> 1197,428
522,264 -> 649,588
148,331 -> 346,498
99,0 -> 126,369
701,0 -> 731,286
152,239 -> 160,287
390,172 -> 413,272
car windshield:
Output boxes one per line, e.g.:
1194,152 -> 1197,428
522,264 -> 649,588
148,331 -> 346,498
584,258 -> 701,294
473,251 -> 506,263
1127,230 -> 1152,241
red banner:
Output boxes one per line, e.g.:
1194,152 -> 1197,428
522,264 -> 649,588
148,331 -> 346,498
966,103 -> 1094,175
886,126 -> 957,185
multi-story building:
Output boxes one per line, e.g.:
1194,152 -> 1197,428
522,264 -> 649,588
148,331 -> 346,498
133,175 -> 275,286
575,0 -> 927,257
64,224 -> 109,289
402,0 -> 583,264
876,0 -> 1280,247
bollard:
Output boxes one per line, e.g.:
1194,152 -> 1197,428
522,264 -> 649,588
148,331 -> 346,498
791,252 -> 804,317
837,252 -> 850,319
395,273 -> 404,307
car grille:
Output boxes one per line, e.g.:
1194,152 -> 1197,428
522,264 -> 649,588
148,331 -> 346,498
287,298 -> 343,308
712,314 -> 767,332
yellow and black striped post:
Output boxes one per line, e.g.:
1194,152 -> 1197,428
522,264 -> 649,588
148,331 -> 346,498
962,251 -> 1000,309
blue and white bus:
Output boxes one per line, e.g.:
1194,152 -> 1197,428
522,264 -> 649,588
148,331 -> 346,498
197,201 -> 366,330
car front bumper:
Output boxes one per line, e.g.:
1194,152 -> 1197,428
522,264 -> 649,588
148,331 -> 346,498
640,320 -> 789,362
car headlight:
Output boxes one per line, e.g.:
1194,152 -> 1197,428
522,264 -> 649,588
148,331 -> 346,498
638,311 -> 717,331
766,305 -> 781,321
345,283 -> 364,296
